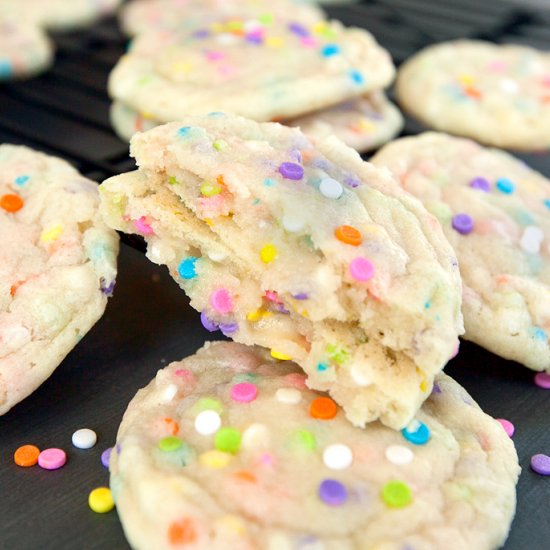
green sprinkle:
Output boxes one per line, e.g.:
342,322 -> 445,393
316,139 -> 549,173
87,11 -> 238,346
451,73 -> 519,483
158,436 -> 183,452
195,397 -> 223,414
215,427 -> 241,454
213,139 -> 228,151
326,344 -> 349,366
168,176 -> 179,185
258,13 -> 274,25
290,429 -> 317,451
381,480 -> 413,508
232,373 -> 258,383
200,181 -> 222,197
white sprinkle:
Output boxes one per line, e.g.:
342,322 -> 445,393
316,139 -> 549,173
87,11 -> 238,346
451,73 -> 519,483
385,444 -> 414,465
406,419 -> 421,433
242,423 -> 270,450
282,212 -> 305,233
500,78 -> 519,94
72,428 -> 97,449
160,384 -> 178,403
350,363 -> 372,387
216,33 -> 238,45
319,178 -> 343,200
322,443 -> 353,470
520,225 -> 544,255
194,410 -> 221,435
275,388 -> 302,404
148,241 -> 175,264
207,250 -> 227,262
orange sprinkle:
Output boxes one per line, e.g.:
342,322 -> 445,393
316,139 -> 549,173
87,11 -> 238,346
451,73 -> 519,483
309,397 -> 338,420
164,418 -> 179,435
464,86 -> 482,100
10,280 -> 24,297
168,518 -> 197,546
335,225 -> 362,246
216,175 -> 226,187
14,444 -> 40,467
0,193 -> 24,212
232,470 -> 257,483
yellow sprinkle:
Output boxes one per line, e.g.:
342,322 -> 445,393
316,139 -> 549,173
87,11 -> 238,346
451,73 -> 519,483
246,308 -> 272,322
204,218 -> 214,226
217,515 -> 246,536
40,224 -> 63,243
312,22 -> 327,35
211,23 -> 224,32
199,450 -> 232,469
458,74 -> 474,86
358,118 -> 376,134
266,36 -> 284,48
170,61 -> 193,75
200,181 -> 222,197
270,349 -> 292,361
417,368 -> 428,392
88,487 -> 114,513
260,244 -> 277,263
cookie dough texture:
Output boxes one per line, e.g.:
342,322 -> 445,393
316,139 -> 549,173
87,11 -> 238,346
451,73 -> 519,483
111,92 -> 403,153
372,132 -> 550,371
100,114 -> 463,429
0,145 -> 119,415
396,40 -> 550,151
110,341 -> 520,550
108,16 -> 395,125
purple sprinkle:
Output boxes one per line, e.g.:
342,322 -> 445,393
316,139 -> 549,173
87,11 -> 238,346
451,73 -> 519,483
469,177 -> 491,192
288,22 -> 309,37
534,372 -> 550,389
452,213 -> 474,235
219,322 -> 239,335
344,175 -> 361,188
100,279 -> 116,297
101,447 -> 112,468
319,479 -> 348,506
116,444 -> 121,454
245,31 -> 263,44
279,162 -> 304,180
310,158 -> 330,170
293,292 -> 309,300
530,454 -> 550,475
274,303 -> 290,314
289,149 -> 302,163
192,29 -> 209,39
200,311 -> 219,332
431,382 -> 442,394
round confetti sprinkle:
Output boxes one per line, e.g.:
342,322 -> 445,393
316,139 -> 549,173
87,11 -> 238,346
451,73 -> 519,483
385,445 -> 414,465
158,436 -> 183,452
323,444 -> 353,470
291,429 -> 317,451
199,450 -> 232,469
335,225 -> 362,246
72,428 -> 97,449
534,372 -> 550,389
200,181 -> 222,196
318,479 -> 348,506
349,257 -> 375,281
14,444 -> 40,467
242,423 -> 270,449
278,162 -> 304,180
496,177 -> 515,194
0,193 -> 24,212
260,244 -> 277,263
310,396 -> 338,420
200,311 -> 219,332
496,419 -> 515,438
215,427 -> 241,454
168,518 -> 197,545
275,388 -> 302,404
195,410 -> 221,435
178,257 -> 198,279
38,448 -> 66,470
401,420 -> 430,445
219,322 -> 239,335
210,288 -> 233,314
349,69 -> 364,84
469,177 -> 491,192
160,383 -> 178,403
381,480 -> 413,508
88,487 -> 115,513
231,382 -> 258,403
321,44 -> 340,57
101,447 -> 112,468
319,177 -> 343,199
270,349 -> 292,360
520,226 -> 544,255
452,213 -> 474,235
530,454 -> 550,476
282,212 -> 305,233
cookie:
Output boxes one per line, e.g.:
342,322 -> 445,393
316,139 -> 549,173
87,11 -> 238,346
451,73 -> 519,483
371,132 -> 550,371
0,17 -> 53,80
119,0 -> 325,37
110,92 -> 403,153
99,114 -> 463,429
108,16 -> 395,125
0,145 -> 119,414
110,341 -> 520,550
395,40 -> 550,151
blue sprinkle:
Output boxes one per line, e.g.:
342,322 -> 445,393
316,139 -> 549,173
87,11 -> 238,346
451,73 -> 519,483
495,177 -> 515,194
401,420 -> 430,445
321,44 -> 340,57
544,199 -> 550,210
207,111 -> 225,117
177,126 -> 192,137
349,70 -> 364,85
0,59 -> 13,79
178,257 -> 198,279
424,301 -> 431,309
317,362 -> 329,372
530,327 -> 548,342
15,175 -> 29,186
514,209 -> 535,226
263,178 -> 276,187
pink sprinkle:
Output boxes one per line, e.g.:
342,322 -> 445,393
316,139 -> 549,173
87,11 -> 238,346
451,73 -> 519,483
174,369 -> 194,384
206,50 -> 224,61
300,37 -> 318,48
134,216 -> 154,235
450,340 -> 460,359
38,448 -> 66,470
265,290 -> 282,303
349,257 -> 375,282
534,372 -> 550,389
230,382 -> 258,403
542,75 -> 550,87
218,64 -> 237,76
258,453 -> 275,466
284,372 -> 307,389
210,288 -> 233,314
496,419 -> 515,438
487,59 -> 507,72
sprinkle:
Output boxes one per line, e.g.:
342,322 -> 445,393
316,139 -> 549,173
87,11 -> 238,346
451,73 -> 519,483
321,44 -> 340,57
15,175 -> 29,186
210,288 -> 233,314
288,22 -> 309,37
158,436 -> 183,452
385,445 -> 414,465
291,429 -> 316,451
350,364 -> 371,386
293,292 -> 309,300
381,480 -> 413,508
40,224 -> 63,243
451,213 -> 474,235
215,427 -> 241,454
260,244 -> 277,263
72,428 -> 97,449
534,372 -> 550,389
520,226 -> 544,254
101,448 -> 112,468
531,327 -> 548,342
242,423 -> 270,449
282,212 -> 305,233
195,410 -> 221,435
168,519 -> 197,545
496,419 -> 515,438
335,225 -> 362,246
310,397 -> 338,420
319,177 -> 343,199
401,420 -> 430,445
199,449 -> 232,468
178,257 -> 198,279
278,162 -> 304,180
349,70 -> 364,84
134,216 -> 154,235
88,487 -> 114,513
270,349 -> 292,361
14,445 -> 40,467
275,388 -> 302,404
200,311 -> 219,332
323,444 -> 353,470
200,181 -> 222,196
160,384 -> 178,403
231,382 -> 258,403
544,199 -> 550,210
531,454 -> 550,475
178,126 -> 191,137
317,362 -> 329,372
38,448 -> 66,470
213,139 -> 228,151
468,177 -> 491,191
349,257 -> 375,281
319,479 -> 347,506
0,193 -> 23,212
219,322 -> 238,336
496,177 -> 515,194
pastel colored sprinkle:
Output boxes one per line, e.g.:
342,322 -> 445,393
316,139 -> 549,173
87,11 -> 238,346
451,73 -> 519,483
319,177 -> 343,199
195,410 -> 221,435
335,225 -> 362,246
72,428 -> 97,449
219,322 -> 238,335
452,213 -> 474,235
88,487 -> 114,513
215,428 -> 241,454
349,70 -> 364,84
200,450 -> 232,468
178,257 -> 198,280
534,372 -> 550,389
200,311 -> 219,332
543,199 -> 550,210
496,177 -> 515,194
310,397 -> 338,420
531,454 -> 550,475
275,388 -> 302,404
15,175 -> 29,186
349,257 -> 375,281
158,436 -> 183,452
319,479 -> 347,506
168,518 -> 197,545
178,126 -> 191,137
231,382 -> 258,403
381,480 -> 413,508
496,419 -> 515,438
278,162 -> 304,180
321,44 -> 340,57
263,178 -> 276,187
282,212 -> 305,233
270,349 -> 292,361
0,193 -> 24,212
134,216 -> 154,235
469,177 -> 491,192
385,445 -> 414,465
293,292 -> 309,300
210,288 -> 233,314
520,226 -> 544,254
291,429 -> 317,451
288,22 -> 309,37
401,420 -> 430,445
317,362 -> 329,372
530,326 -> 548,342
38,448 -> 66,470
14,445 -> 40,467
168,176 -> 178,185
322,444 -> 353,470
101,447 -> 112,468
40,224 -> 63,243
196,397 -> 223,413
213,139 -> 228,151
260,243 -> 277,263
200,181 -> 222,196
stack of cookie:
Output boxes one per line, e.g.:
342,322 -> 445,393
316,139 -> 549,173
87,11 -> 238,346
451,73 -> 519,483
110,0 -> 403,153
